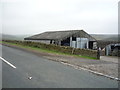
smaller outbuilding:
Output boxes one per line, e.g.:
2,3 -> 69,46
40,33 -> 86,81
24,30 -> 97,49
105,43 -> 120,56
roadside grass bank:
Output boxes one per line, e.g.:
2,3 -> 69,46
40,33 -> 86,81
1,40 -> 98,60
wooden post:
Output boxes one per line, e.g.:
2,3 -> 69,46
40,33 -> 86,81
72,48 -> 75,54
97,47 -> 100,59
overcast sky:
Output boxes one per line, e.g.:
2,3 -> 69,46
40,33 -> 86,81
1,0 -> 119,35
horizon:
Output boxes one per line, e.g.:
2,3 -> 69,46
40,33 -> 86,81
1,32 -> 119,36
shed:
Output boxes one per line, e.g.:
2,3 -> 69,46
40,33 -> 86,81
105,43 -> 120,56
24,30 -> 97,49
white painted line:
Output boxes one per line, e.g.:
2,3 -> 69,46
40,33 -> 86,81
60,61 -> 120,81
0,57 -> 16,69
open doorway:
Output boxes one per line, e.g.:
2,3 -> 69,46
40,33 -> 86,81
61,37 -> 70,46
89,41 -> 93,49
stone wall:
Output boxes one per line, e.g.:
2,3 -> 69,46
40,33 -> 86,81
3,40 -> 98,59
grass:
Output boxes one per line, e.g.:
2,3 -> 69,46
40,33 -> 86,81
1,41 -> 98,60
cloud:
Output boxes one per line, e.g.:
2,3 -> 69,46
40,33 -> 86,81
1,0 -> 119,35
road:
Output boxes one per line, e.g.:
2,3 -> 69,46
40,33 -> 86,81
1,45 -> 118,88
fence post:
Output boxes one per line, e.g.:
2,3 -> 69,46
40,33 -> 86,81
72,48 -> 75,54
97,47 -> 100,59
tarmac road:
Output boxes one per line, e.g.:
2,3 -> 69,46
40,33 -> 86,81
1,45 -> 118,88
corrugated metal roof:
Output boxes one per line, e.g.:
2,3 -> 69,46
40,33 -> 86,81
24,30 -> 96,41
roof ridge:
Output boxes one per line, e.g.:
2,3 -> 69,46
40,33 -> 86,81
45,30 -> 83,33
24,30 -> 96,41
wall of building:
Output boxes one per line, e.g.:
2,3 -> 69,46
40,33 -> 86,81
26,37 -> 97,50
76,38 -> 89,49
93,42 -> 97,49
105,45 -> 111,56
25,40 -> 51,44
70,37 -> 89,49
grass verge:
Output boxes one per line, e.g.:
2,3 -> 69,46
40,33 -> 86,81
0,41 -> 98,60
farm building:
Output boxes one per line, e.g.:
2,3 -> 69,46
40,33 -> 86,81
24,30 -> 97,49
105,43 -> 120,56
97,40 -> 120,56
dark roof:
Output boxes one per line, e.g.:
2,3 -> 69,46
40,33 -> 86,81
97,40 -> 120,49
24,30 -> 96,41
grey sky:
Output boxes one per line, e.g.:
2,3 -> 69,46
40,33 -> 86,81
1,0 -> 119,35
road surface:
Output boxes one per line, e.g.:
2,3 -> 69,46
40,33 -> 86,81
1,45 -> 118,88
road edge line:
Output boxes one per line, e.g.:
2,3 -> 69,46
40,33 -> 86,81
60,61 -> 120,81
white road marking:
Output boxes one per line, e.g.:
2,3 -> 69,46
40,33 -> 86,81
0,57 -> 16,69
60,61 -> 120,81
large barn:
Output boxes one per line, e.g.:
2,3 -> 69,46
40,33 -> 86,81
24,30 -> 97,49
